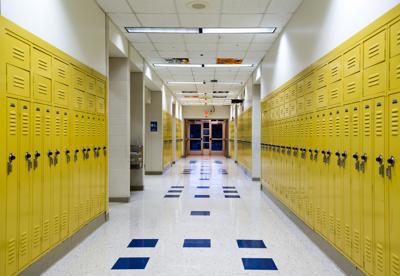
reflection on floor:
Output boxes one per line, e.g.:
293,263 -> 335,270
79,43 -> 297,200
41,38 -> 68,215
43,156 -> 344,276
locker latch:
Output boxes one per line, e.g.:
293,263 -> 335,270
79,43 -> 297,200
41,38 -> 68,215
386,156 -> 395,179
25,152 -> 32,161
353,153 -> 360,171
375,155 -> 384,177
360,153 -> 367,172
7,153 -> 16,174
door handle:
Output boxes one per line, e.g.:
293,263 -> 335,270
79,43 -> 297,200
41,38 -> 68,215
48,150 -> 53,157
25,152 -> 32,161
376,154 -> 383,164
387,156 -> 395,166
9,153 -> 16,163
352,153 -> 359,160
34,151 -> 41,159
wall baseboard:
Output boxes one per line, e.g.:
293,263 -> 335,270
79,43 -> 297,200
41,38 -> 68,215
130,185 -> 144,191
20,213 -> 107,276
145,171 -> 163,175
261,186 -> 365,276
109,197 -> 130,203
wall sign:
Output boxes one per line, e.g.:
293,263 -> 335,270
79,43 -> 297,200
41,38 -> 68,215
150,121 -> 158,132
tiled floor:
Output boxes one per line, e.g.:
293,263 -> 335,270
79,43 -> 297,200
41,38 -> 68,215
43,156 -> 344,276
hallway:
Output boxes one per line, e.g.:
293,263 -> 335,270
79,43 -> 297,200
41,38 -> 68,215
43,157 -> 342,276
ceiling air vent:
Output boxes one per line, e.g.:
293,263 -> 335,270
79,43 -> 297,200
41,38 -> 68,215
213,91 -> 229,94
181,91 -> 197,94
213,95 -> 227,99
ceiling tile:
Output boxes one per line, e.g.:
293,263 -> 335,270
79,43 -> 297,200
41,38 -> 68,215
260,13 -> 292,28
109,13 -> 140,27
136,13 -> 179,27
188,51 -> 217,58
127,0 -> 176,13
188,56 -> 216,64
179,14 -> 219,27
216,51 -> 246,58
184,34 -> 219,44
175,0 -> 222,13
186,43 -> 217,52
245,51 -> 266,58
218,43 -> 249,51
96,0 -> 132,13
154,43 -> 186,51
248,42 -> 272,51
148,34 -> 184,43
252,33 -> 277,43
158,51 -> 189,58
138,50 -> 160,58
133,42 -> 155,51
126,33 -> 151,43
220,14 -> 263,27
266,0 -> 302,13
217,34 -> 254,43
222,0 -> 270,14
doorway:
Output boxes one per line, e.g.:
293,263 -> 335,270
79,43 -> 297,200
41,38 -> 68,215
186,119 -> 227,156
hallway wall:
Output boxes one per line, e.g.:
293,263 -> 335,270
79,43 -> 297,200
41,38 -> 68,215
0,0 -> 107,74
182,105 -> 230,119
260,0 -> 399,98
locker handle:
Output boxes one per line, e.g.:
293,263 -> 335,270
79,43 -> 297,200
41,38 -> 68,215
47,150 -> 53,157
361,153 -> 367,161
353,153 -> 359,160
65,149 -> 70,155
34,151 -> 41,158
87,148 -> 91,152
8,153 -> 16,162
314,149 -> 318,153
82,148 -> 87,152
335,151 -> 340,157
308,149 -> 312,153
75,149 -> 80,154
55,150 -> 60,156
387,156 -> 395,166
103,146 -> 107,150
25,152 -> 32,160
341,152 -> 347,158
326,150 -> 331,156
376,155 -> 383,163
321,150 -> 326,154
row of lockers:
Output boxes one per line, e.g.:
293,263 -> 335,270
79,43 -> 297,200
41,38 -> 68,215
261,6 -> 400,276
176,118 -> 184,158
162,112 -> 173,168
0,17 -> 108,276
236,108 -> 252,171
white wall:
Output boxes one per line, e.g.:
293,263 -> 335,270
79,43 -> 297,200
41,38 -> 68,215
260,0 -> 399,98
145,91 -> 163,172
182,105 -> 231,119
1,0 -> 107,74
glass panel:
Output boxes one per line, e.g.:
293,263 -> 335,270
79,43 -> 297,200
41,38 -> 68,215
203,142 -> 209,149
190,140 -> 201,151
190,124 -> 201,138
203,136 -> 209,142
203,129 -> 209,135
211,140 -> 223,151
212,124 -> 223,138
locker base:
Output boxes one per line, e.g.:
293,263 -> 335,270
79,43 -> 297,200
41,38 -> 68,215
145,171 -> 163,175
109,197 -> 130,203
19,212 -> 107,276
261,187 -> 365,276
131,185 -> 144,191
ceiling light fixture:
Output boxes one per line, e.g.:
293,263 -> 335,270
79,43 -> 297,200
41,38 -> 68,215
167,81 -> 204,85
203,64 -> 254,68
214,82 -> 243,85
154,63 -> 202,68
201,27 -> 276,34
126,27 -> 275,34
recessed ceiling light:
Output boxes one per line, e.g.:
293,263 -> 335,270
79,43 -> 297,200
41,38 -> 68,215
202,27 -> 275,34
125,27 -> 198,33
154,63 -> 202,68
187,0 -> 208,10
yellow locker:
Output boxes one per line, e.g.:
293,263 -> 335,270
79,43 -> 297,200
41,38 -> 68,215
364,29 -> 386,69
5,98 -> 19,275
31,104 -> 43,260
328,56 -> 342,84
390,19 -> 400,58
33,74 -> 51,102
373,98 -> 387,276
6,65 -> 30,98
343,44 -> 361,77
5,32 -> 30,70
53,81 -> 69,107
69,112 -> 81,233
320,111 -> 329,238
388,93 -> 400,276
96,79 -> 105,98
327,109 -> 335,243
42,106 -> 52,252
18,101 -> 31,269
53,58 -> 70,85
72,88 -> 85,111
316,64 -> 328,89
96,97 -> 105,114
31,47 -> 51,78
363,62 -> 387,97
72,67 -> 87,92
350,103 -> 363,267
316,87 -> 328,109
60,109 -> 70,240
297,79 -> 305,98
328,80 -> 343,107
362,99 -> 374,275
390,54 -> 400,92
297,97 -> 305,115
305,90 -> 316,112
90,115 -> 97,217
0,96 -> 4,276
86,94 -> 96,113
343,72 -> 362,103
79,113 -> 88,224
87,75 -> 96,95
304,72 -> 315,93
51,108 -> 62,246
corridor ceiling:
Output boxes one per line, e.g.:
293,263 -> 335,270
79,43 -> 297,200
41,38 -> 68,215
97,0 -> 302,105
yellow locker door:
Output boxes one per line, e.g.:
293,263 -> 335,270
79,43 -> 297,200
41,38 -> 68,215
362,99 -> 374,275
42,106 -> 52,252
388,93 -> 400,276
60,109 -> 70,240
342,105 -> 352,257
327,109 -> 335,243
101,116 -> 107,212
373,97 -> 387,276
18,101 -> 31,269
306,114 -> 314,228
70,112 -> 81,232
51,108 -> 62,246
334,107 -> 344,251
314,112 -> 322,234
0,97 -> 4,276
350,102 -> 363,267
31,104 -> 43,260
79,113 -> 88,224
90,115 -> 97,217
95,116 -> 102,214
321,110 -> 329,238
5,98 -> 19,276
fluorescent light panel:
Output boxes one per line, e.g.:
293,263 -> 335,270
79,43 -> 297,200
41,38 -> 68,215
167,81 -> 203,85
155,63 -> 253,68
126,27 -> 275,34
204,64 -> 253,68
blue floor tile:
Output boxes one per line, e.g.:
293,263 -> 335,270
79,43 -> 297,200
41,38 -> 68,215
225,195 -> 240,198
183,239 -> 211,248
191,211 -> 210,216
223,190 -> 238,193
237,240 -> 266,249
164,195 -> 180,198
214,161 -> 223,164
168,190 -> 182,193
195,195 -> 210,198
222,186 -> 236,189
197,186 -> 210,189
242,258 -> 278,270
112,257 -> 150,270
199,178 -> 210,180
171,186 -> 184,188
128,239 -> 158,248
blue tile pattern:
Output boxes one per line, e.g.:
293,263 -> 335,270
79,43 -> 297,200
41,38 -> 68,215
242,258 -> 278,270
128,239 -> 158,248
225,195 -> 240,198
167,190 -> 182,193
171,186 -> 184,188
195,195 -> 210,198
223,190 -> 238,193
183,239 -> 211,248
237,240 -> 266,249
222,186 -> 236,189
164,195 -> 180,198
197,186 -> 210,189
190,211 -> 210,216
112,257 -> 149,270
